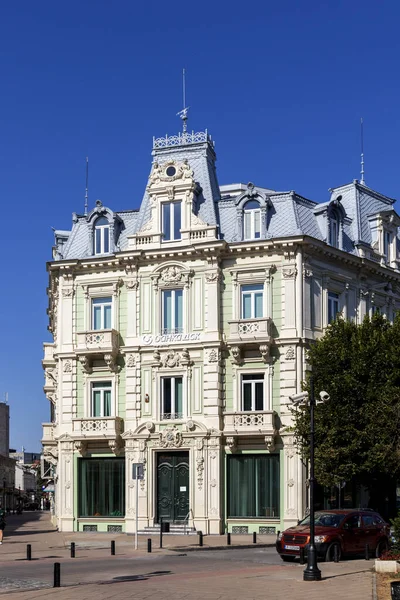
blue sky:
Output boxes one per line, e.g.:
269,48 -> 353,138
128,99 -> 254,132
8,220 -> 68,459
1,0 -> 399,450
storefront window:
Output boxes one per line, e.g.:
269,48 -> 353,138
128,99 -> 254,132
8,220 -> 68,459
227,454 -> 280,518
78,458 -> 125,517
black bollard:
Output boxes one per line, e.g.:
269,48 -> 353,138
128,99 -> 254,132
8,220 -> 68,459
227,532 -> 231,546
299,547 -> 305,565
147,538 -> 152,553
27,544 -> 32,561
198,531 -> 203,547
70,542 -> 75,558
111,540 -> 115,556
253,531 -> 257,544
365,544 -> 370,560
334,544 -> 339,563
53,562 -> 61,588
160,518 -> 163,549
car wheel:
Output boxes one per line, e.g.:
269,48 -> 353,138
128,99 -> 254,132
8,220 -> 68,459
281,555 -> 296,562
376,539 -> 389,558
325,542 -> 341,562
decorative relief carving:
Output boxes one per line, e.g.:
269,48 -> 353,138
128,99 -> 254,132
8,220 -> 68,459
285,346 -> 295,360
205,271 -> 222,283
125,279 -> 139,290
109,438 -> 123,455
207,348 -> 220,364
231,346 -> 242,365
126,354 -> 136,368
265,435 -> 276,451
196,455 -> 204,490
162,350 -> 180,368
104,353 -> 118,373
149,159 -> 194,185
282,267 -> 298,279
63,360 -> 72,373
259,344 -> 270,362
226,436 -> 237,452
159,426 -> 183,448
161,265 -> 183,285
186,419 -> 195,431
74,441 -> 87,456
62,287 -> 73,298
209,479 -> 217,488
288,479 -> 295,488
145,421 -> 155,433
78,355 -> 92,374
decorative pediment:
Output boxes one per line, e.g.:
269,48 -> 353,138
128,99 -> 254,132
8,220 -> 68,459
149,160 -> 194,186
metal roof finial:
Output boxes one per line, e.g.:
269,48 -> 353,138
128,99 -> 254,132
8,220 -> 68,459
84,156 -> 89,215
360,118 -> 365,185
177,68 -> 189,134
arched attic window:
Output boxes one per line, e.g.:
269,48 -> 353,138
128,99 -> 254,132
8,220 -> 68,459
328,196 -> 344,249
243,200 -> 261,240
94,216 -> 110,255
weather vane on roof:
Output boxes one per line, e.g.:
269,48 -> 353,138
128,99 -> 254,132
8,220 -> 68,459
176,68 -> 189,134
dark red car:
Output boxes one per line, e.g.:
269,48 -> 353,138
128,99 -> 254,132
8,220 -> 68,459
276,509 -> 390,562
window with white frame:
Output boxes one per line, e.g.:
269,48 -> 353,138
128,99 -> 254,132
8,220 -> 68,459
243,200 -> 261,240
92,297 -> 112,330
241,374 -> 264,411
162,289 -> 183,334
241,284 -> 263,319
162,201 -> 182,241
94,217 -> 110,255
91,381 -> 112,417
328,292 -> 340,323
161,376 -> 183,419
384,230 -> 391,262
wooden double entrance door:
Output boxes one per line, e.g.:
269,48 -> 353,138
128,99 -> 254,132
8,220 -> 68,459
157,452 -> 189,523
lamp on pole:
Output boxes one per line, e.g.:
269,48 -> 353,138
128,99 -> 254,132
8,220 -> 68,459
289,378 -> 330,582
303,377 -> 321,582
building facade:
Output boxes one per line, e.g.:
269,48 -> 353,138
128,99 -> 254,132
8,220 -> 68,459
42,128 -> 400,534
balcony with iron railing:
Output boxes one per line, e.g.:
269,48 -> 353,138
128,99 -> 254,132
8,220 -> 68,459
227,317 -> 272,345
72,417 -> 123,439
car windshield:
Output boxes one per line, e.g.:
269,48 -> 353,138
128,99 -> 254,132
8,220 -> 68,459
299,512 -> 345,528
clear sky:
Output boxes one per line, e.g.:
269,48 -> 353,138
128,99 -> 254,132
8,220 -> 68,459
1,0 -> 399,451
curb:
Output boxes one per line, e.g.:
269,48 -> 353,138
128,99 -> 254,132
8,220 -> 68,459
169,543 -> 276,552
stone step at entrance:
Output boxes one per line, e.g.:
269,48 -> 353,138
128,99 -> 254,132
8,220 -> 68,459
138,524 -> 197,535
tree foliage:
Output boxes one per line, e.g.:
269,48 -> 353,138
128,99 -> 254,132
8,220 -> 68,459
291,314 -> 400,488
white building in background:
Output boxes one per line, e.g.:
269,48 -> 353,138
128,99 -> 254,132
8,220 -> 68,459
42,124 -> 400,534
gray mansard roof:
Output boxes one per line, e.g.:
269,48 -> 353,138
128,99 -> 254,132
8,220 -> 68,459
53,132 -> 400,261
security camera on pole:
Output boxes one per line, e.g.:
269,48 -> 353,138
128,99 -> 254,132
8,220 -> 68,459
289,379 -> 330,582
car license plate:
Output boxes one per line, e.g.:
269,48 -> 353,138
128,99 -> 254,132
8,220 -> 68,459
284,545 -> 300,551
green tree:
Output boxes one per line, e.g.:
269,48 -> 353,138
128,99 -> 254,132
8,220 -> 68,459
291,314 -> 400,498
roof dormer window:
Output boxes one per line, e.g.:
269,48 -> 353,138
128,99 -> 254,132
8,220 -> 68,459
329,211 -> 339,248
384,230 -> 391,262
243,200 -> 261,240
94,216 -> 110,255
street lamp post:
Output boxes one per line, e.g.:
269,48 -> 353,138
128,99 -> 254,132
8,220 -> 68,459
2,478 -> 6,512
303,377 -> 321,582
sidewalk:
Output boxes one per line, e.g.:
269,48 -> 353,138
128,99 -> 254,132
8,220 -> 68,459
0,512 -> 375,600
0,511 -> 277,560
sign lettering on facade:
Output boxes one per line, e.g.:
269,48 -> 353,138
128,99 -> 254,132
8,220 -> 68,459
141,333 -> 201,346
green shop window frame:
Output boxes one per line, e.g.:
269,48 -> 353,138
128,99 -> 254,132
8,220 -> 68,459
78,458 -> 125,518
227,454 -> 280,518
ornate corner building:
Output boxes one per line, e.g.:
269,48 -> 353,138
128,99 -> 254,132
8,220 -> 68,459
42,127 -> 400,535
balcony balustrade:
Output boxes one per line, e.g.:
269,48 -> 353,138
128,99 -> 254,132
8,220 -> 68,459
72,417 -> 123,439
224,411 -> 275,436
227,317 -> 272,345
75,329 -> 119,355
